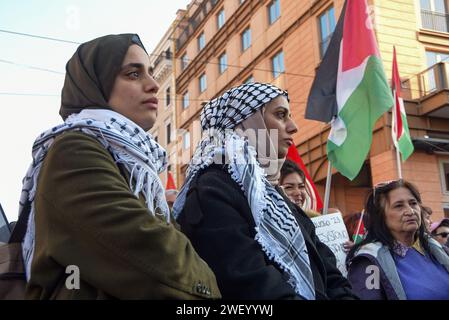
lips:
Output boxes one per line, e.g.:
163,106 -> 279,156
285,138 -> 293,146
142,97 -> 158,109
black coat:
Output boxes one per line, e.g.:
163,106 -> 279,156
177,165 -> 358,300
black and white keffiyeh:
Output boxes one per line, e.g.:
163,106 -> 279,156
173,82 -> 316,299
20,109 -> 169,279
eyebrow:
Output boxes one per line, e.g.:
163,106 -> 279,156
275,106 -> 290,113
121,63 -> 152,74
391,198 -> 417,206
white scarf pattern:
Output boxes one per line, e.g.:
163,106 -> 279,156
20,109 -> 169,280
173,83 -> 315,299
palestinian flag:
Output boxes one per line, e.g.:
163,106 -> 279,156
391,46 -> 414,161
306,0 -> 393,180
286,145 -> 323,212
352,211 -> 365,244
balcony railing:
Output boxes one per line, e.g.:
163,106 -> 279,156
152,49 -> 172,71
421,9 -> 449,33
402,62 -> 449,100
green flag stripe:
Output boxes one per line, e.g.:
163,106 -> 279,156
398,111 -> 414,161
327,56 -> 393,180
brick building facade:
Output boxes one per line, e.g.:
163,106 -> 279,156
150,0 -> 449,220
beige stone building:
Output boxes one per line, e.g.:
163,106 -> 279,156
148,22 -> 179,187
163,0 -> 449,220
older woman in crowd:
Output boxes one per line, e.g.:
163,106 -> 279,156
347,179 -> 449,300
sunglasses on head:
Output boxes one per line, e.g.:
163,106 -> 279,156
373,179 -> 402,190
436,232 -> 449,238
372,179 -> 402,201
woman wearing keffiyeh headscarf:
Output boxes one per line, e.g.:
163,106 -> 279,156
18,34 -> 220,299
174,82 -> 357,300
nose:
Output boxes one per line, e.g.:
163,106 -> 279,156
144,75 -> 159,93
404,204 -> 417,216
291,188 -> 301,196
286,117 -> 298,135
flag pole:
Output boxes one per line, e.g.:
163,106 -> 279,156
323,161 -> 332,215
395,145 -> 403,179
353,209 -> 365,243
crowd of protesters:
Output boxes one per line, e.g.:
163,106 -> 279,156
3,33 -> 449,300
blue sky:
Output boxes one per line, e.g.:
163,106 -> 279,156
0,0 -> 189,222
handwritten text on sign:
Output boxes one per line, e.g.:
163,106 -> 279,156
311,212 -> 349,277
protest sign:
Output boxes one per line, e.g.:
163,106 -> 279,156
311,212 -> 349,276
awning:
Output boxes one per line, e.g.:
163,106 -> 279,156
412,137 -> 449,153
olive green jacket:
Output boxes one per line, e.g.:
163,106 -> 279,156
26,131 -> 220,299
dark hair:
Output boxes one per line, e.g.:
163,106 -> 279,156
421,205 -> 433,233
347,179 -> 431,261
431,219 -> 449,235
280,160 -> 305,185
421,206 -> 432,216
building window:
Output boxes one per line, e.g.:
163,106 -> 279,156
199,73 -> 207,93
198,32 -> 206,51
245,75 -> 254,83
217,8 -> 225,29
165,87 -> 171,107
183,131 -> 191,150
318,6 -> 336,58
166,122 -> 171,144
426,51 -> 449,66
272,51 -> 285,78
425,50 -> 449,92
441,161 -> 449,193
242,27 -> 251,51
182,92 -> 190,109
219,52 -> 227,74
421,0 -> 449,32
444,205 -> 449,217
165,48 -> 172,60
268,0 -> 280,25
181,54 -> 188,70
